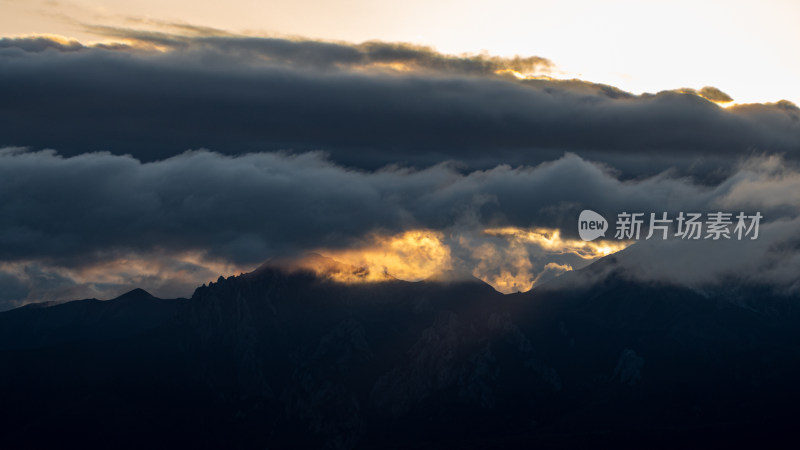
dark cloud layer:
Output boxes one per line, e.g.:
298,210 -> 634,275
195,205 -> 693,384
2,32 -> 800,307
1,147 -> 797,263
1,34 -> 798,175
0,145 -> 798,308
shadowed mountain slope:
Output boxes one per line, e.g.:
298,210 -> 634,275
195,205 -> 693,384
1,256 -> 799,449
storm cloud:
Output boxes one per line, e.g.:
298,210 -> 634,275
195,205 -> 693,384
0,34 -> 798,176
2,30 -> 800,308
0,146 -> 799,308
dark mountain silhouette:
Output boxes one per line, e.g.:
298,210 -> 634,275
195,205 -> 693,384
1,255 -> 799,449
0,288 -> 185,350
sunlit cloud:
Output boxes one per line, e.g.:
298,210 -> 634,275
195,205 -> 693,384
483,227 -> 630,259
494,68 -> 556,81
0,225 -> 627,306
462,227 -> 630,294
0,251 -> 249,308
310,229 -> 452,283
35,27 -> 556,79
292,227 -> 630,294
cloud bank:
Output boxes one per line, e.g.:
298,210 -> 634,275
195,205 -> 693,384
1,33 -> 798,177
2,29 -> 799,308
0,147 -> 798,309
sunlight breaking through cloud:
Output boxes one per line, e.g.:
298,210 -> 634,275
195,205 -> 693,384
296,227 -> 631,294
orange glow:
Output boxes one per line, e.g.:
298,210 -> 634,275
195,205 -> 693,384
359,61 -> 415,73
294,227 -> 629,293
287,253 -> 394,283
483,227 -> 630,259
466,237 -> 537,294
494,68 -> 554,81
58,251 -> 246,286
306,229 -> 452,283
464,227 -> 630,294
36,34 -> 81,46
11,33 -> 172,53
0,251 -> 250,304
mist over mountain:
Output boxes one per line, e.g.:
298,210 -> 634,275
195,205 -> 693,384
2,255 -> 799,449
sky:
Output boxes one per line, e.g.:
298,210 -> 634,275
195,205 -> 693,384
0,0 -> 799,309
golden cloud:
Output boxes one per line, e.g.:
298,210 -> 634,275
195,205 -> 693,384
297,227 -> 630,294
296,229 -> 452,283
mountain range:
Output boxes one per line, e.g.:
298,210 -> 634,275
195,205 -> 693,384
2,254 -> 799,449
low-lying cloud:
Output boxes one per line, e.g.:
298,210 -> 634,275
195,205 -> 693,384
1,147 -> 799,309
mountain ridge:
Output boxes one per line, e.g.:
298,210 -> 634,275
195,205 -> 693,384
2,252 -> 800,449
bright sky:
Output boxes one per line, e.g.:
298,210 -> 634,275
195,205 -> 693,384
3,0 -> 799,105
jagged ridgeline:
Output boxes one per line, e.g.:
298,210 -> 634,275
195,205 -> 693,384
2,255 -> 799,449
